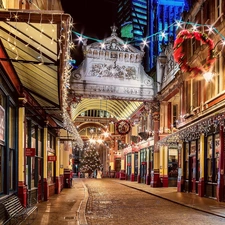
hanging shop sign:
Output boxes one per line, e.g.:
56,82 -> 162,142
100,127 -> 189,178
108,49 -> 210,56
116,120 -> 131,135
25,148 -> 35,157
0,105 -> 5,142
48,155 -> 57,161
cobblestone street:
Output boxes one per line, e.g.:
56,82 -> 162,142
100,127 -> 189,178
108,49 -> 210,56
83,179 -> 225,225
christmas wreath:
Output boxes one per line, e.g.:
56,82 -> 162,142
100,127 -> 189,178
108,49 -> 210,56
116,120 -> 131,135
173,29 -> 216,76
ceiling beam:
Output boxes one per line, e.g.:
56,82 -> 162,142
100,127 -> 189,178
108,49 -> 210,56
0,57 -> 58,65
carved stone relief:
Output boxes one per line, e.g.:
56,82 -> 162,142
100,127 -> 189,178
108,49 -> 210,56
88,63 -> 137,80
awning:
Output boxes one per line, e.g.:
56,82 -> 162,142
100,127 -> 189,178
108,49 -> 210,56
158,108 -> 225,146
0,10 -> 82,145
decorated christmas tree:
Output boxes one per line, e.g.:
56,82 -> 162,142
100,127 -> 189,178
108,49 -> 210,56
79,145 -> 102,177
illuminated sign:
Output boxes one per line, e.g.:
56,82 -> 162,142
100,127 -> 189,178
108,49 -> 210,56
26,148 -> 36,157
48,156 -> 57,161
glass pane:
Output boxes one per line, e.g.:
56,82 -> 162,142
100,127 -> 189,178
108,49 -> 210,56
168,149 -> 178,177
215,134 -> 220,182
38,158 -> 42,182
47,162 -> 53,184
31,157 -> 35,188
190,141 -> 196,155
9,107 -> 15,149
185,143 -> 189,160
207,136 -> 213,181
0,147 -> 2,193
135,153 -> 138,175
185,161 -> 189,179
9,150 -> 13,190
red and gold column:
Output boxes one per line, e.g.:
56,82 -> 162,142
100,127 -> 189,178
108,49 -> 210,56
177,144 -> 183,192
43,121 -> 49,201
217,127 -> 224,201
150,101 -> 160,187
18,97 -> 27,207
130,152 -> 135,181
55,137 -> 61,194
160,145 -> 168,187
198,134 -> 205,197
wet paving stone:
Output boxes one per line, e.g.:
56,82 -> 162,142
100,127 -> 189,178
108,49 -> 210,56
83,179 -> 225,225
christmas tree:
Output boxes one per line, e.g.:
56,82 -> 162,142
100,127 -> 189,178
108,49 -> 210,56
79,145 -> 102,177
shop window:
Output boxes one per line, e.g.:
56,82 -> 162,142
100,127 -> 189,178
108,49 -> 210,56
9,149 -> 14,190
0,147 -> 2,193
134,152 -> 138,175
184,143 -> 189,179
168,148 -> 178,177
47,161 -> 53,184
47,133 -> 50,148
214,134 -> 220,182
0,94 -> 4,194
192,81 -> 200,112
9,105 -> 16,191
47,133 -> 55,149
172,104 -> 178,128
140,149 -> 147,162
216,0 -> 222,18
197,141 -> 200,180
0,1 -> 4,8
9,107 -> 15,149
38,158 -> 42,182
127,154 -> 131,176
31,157 -> 35,188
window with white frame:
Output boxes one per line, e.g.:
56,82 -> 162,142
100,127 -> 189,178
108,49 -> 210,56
216,0 -> 222,18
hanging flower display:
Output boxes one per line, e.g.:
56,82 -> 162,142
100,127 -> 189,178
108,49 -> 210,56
116,120 -> 131,135
173,29 -> 216,76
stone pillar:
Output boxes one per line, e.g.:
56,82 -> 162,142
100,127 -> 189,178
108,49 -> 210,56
150,101 -> 160,187
18,97 -> 27,207
43,122 -> 49,201
55,137 -> 61,194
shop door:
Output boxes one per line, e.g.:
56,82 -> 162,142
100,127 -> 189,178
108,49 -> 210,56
190,156 -> 196,193
115,159 -> 121,178
38,158 -> 43,202
140,164 -> 146,183
127,166 -> 131,180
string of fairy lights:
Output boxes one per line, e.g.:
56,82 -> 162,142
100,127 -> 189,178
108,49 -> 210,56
73,20 -> 225,53
60,15 -> 84,148
3,10 -> 83,147
72,19 -> 225,145
3,9 -> 225,149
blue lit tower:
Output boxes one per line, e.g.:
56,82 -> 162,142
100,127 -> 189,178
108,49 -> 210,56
117,0 -> 148,47
117,0 -> 191,71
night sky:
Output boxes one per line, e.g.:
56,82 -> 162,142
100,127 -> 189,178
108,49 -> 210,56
61,0 -> 118,65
